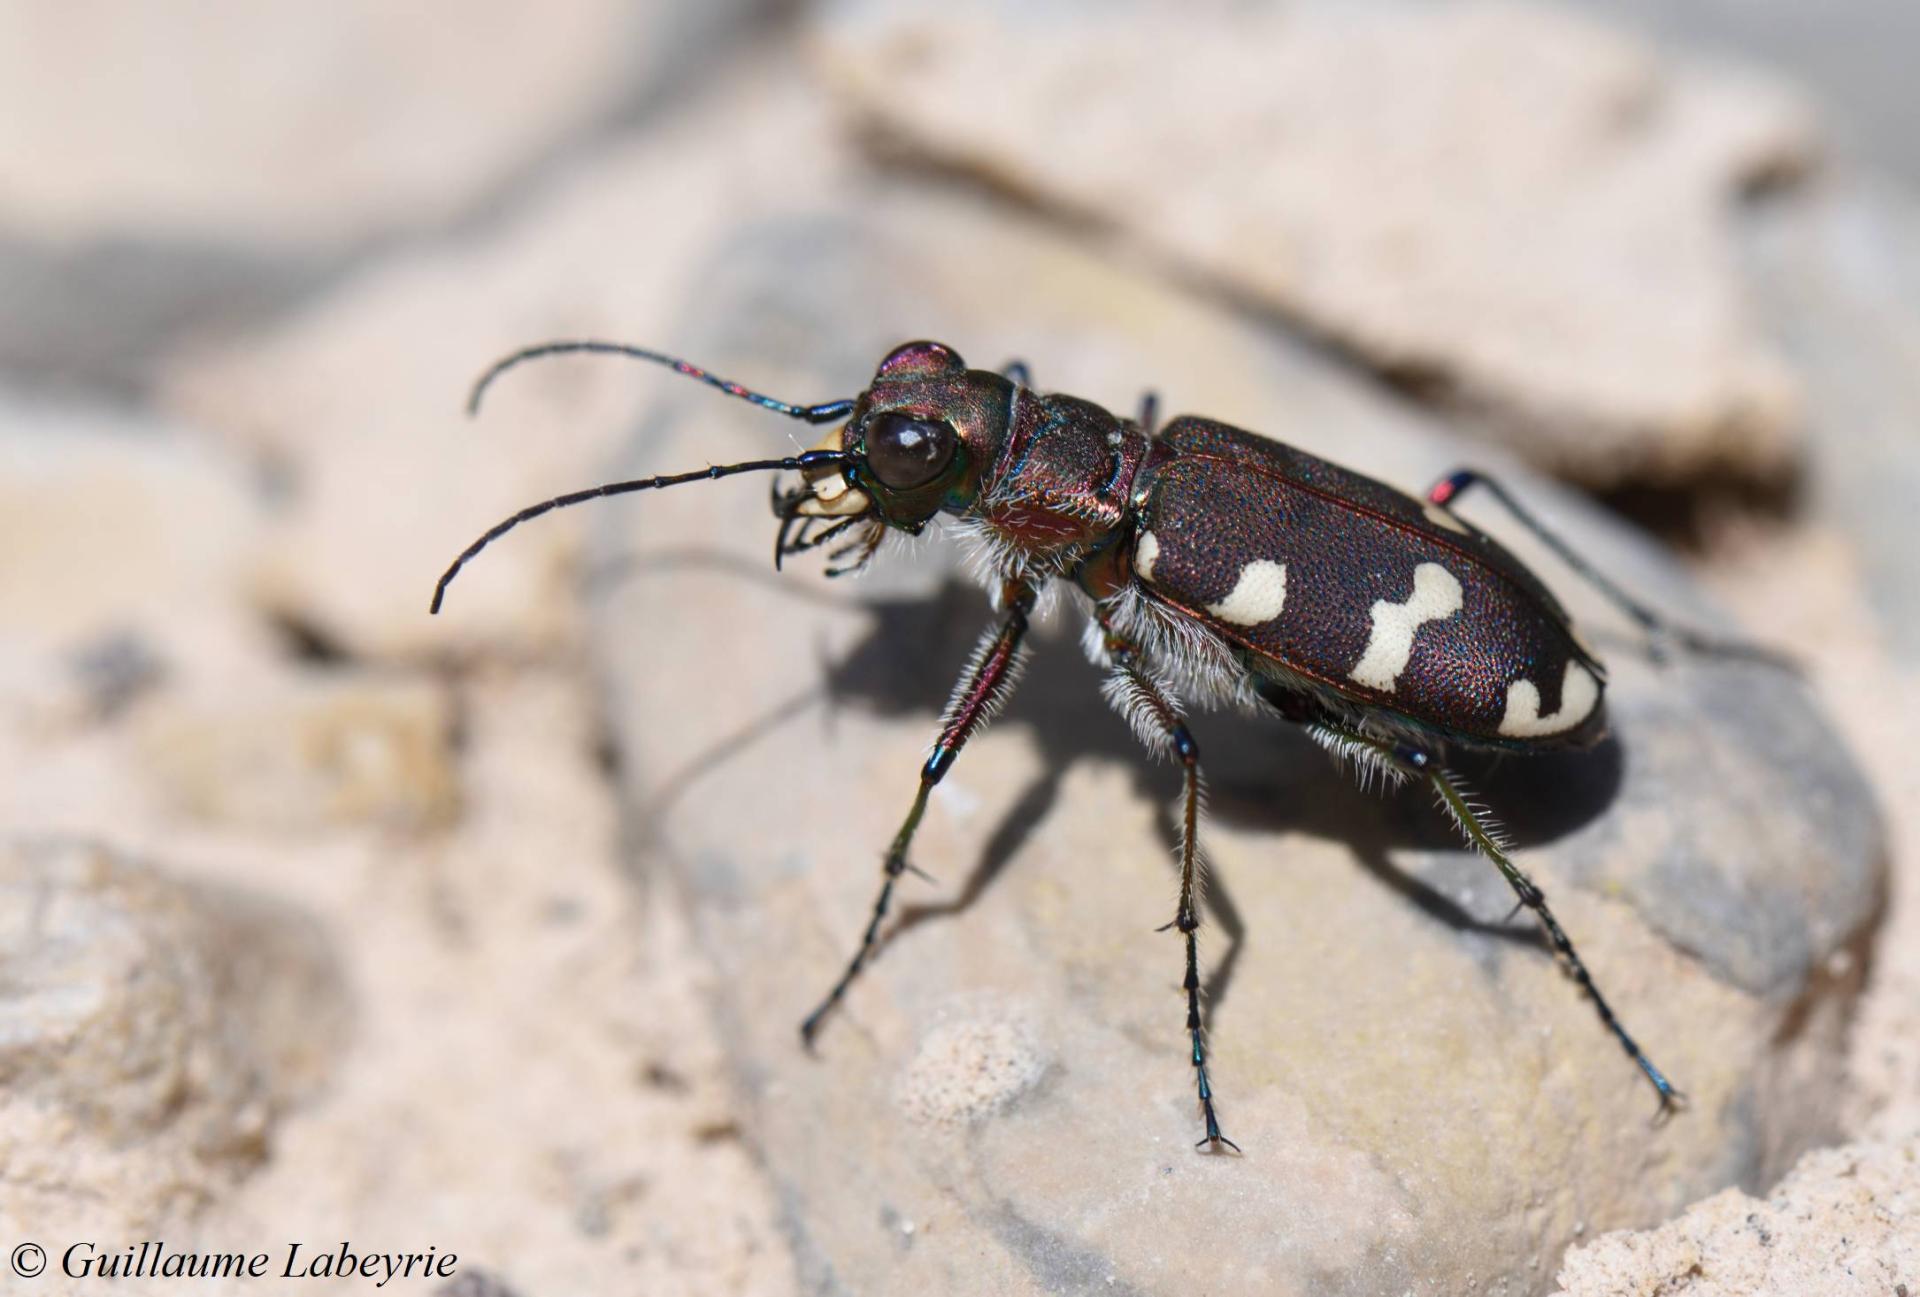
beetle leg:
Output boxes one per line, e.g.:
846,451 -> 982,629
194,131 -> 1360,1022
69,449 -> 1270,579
1308,722 -> 1684,1118
1136,390 -> 1160,438
1426,468 -> 1794,671
798,578 -> 1039,1046
1096,612 -> 1240,1153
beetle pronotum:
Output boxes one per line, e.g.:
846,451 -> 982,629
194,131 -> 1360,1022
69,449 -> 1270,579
434,339 -> 1787,1151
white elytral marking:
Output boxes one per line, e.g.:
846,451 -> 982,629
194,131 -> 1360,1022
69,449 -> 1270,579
1205,559 -> 1289,626
1134,531 -> 1161,581
1348,562 -> 1464,692
1498,660 -> 1601,737
1423,501 -> 1470,534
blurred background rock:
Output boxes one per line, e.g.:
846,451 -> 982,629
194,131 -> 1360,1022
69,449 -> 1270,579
1,2 -> 1914,1294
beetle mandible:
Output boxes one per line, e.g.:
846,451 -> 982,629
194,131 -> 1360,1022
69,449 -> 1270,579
433,338 -> 1785,1152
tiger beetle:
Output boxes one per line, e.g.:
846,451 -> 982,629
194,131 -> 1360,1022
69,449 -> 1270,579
432,338 -> 1790,1153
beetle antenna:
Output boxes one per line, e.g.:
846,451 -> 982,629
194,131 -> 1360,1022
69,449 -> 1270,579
430,450 -> 851,614
467,339 -> 856,424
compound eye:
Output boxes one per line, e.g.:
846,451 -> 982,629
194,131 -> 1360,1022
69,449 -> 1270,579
865,412 -> 956,490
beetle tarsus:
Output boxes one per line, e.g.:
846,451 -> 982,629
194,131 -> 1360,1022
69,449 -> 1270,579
1650,1082 -> 1688,1126
1197,1129 -> 1243,1155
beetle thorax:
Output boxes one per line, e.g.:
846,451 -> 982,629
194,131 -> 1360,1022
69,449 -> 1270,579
974,391 -> 1149,560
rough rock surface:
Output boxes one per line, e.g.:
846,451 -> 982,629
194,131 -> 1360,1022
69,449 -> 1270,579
1555,1136 -> 1920,1295
1552,167 -> 1920,1297
0,837 -> 345,1233
177,670 -> 800,1297
0,387 -> 797,1292
592,194 -> 1881,1296
816,0 -> 1813,488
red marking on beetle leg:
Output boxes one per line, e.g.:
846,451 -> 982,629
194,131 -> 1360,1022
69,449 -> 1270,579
1427,472 -> 1471,506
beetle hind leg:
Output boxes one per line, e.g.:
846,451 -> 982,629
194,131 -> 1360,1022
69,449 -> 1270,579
1310,723 -> 1684,1118
1427,468 -> 1794,672
1098,613 -> 1240,1153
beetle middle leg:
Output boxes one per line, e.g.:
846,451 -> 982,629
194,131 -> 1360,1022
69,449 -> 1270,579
1096,611 -> 1239,1153
1426,468 -> 1792,670
1308,721 -> 1683,1117
798,577 -> 1038,1046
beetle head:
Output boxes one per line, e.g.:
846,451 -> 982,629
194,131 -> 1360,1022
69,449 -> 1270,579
791,341 -> 1010,535
434,337 -> 1017,611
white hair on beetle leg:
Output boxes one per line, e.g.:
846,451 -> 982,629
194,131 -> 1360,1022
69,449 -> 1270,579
934,619 -> 1032,742
1095,585 -> 1263,715
1303,724 -> 1408,796
1080,613 -> 1114,671
1430,767 -> 1517,856
1100,664 -> 1187,763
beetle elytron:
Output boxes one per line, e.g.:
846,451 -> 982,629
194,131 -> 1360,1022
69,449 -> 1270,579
433,338 -> 1778,1150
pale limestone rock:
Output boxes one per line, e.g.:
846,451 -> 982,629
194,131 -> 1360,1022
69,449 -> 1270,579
0,838 -> 346,1235
0,0 -> 734,248
177,670 -> 799,1297
1715,187 -> 1920,1147
135,675 -> 459,834
1554,1136 -> 1920,1296
0,395 -> 273,681
589,193 -> 1880,1295
816,0 -> 1814,487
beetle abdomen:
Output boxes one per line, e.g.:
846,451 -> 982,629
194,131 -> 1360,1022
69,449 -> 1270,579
1129,419 -> 1605,748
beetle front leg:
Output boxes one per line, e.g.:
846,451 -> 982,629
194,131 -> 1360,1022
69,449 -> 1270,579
1308,723 -> 1683,1117
1096,614 -> 1240,1153
1426,468 -> 1793,670
798,578 -> 1038,1046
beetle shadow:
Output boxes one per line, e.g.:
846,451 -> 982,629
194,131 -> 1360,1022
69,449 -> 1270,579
811,576 -> 1627,1013
611,554 -> 1626,1018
